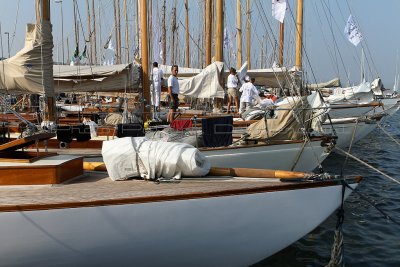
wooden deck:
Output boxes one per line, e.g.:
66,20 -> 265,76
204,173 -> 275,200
0,171 -> 342,212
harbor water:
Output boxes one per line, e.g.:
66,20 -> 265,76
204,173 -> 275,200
254,112 -> 400,267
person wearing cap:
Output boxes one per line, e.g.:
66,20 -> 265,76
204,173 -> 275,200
226,67 -> 239,113
239,75 -> 260,114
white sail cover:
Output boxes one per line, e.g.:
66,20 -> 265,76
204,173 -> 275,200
0,19 -> 140,94
53,63 -> 140,93
0,21 -> 54,95
247,66 -> 300,88
178,61 -> 225,98
102,137 -> 211,181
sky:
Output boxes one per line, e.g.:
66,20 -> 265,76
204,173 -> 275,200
0,0 -> 399,88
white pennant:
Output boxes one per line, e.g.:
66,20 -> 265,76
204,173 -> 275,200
272,0 -> 287,23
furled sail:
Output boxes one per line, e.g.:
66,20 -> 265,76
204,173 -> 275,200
0,21 -> 141,94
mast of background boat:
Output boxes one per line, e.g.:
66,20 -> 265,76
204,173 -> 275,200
236,0 -> 242,69
124,0 -> 129,63
295,0 -> 303,71
215,0 -> 223,62
246,0 -> 251,69
113,0 -> 119,63
161,0 -> 166,65
37,0 -> 56,121
140,0 -> 150,120
171,0 -> 177,64
279,22 -> 284,66
185,0 -> 189,67
205,0 -> 212,65
86,0 -> 92,64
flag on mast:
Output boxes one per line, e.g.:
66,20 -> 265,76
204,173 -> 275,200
272,0 -> 287,23
344,14 -> 363,46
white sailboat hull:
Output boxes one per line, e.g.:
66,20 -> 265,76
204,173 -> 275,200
322,120 -> 377,148
0,183 -> 356,267
203,140 -> 329,172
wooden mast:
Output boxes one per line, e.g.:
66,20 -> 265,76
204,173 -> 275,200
117,0 -> 122,63
38,0 -> 55,121
86,0 -> 92,64
215,0 -> 223,62
236,0 -> 242,69
161,0 -> 166,65
279,22 -> 284,66
246,0 -> 251,69
205,0 -> 212,65
113,0 -> 119,63
171,0 -> 177,64
124,0 -> 129,63
140,0 -> 150,120
295,0 -> 303,70
92,0 -> 97,64
185,0 -> 189,67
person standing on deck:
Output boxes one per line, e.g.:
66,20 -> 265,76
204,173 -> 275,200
151,62 -> 164,120
226,67 -> 240,113
167,65 -> 180,123
239,75 -> 260,114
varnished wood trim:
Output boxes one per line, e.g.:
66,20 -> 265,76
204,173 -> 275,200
0,179 -> 359,213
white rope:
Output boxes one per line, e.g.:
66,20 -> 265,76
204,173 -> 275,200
335,146 -> 400,185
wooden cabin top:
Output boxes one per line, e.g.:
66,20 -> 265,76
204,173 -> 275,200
0,171 -> 344,212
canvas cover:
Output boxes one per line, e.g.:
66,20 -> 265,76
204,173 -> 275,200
0,21 -> 54,96
0,20 -> 140,94
246,66 -> 300,88
246,97 -> 312,140
102,137 -> 210,181
178,61 -> 225,98
307,77 -> 341,90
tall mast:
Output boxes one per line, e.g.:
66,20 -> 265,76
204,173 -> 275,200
185,0 -> 189,67
140,0 -> 150,120
161,0 -> 166,64
171,0 -> 177,64
295,0 -> 303,70
279,22 -> 284,66
246,0 -> 251,69
37,0 -> 55,121
205,0 -> 212,65
215,0 -> 223,62
86,0 -> 92,64
124,0 -> 129,63
236,0 -> 242,69
117,0 -> 122,63
113,0 -> 118,63
92,0 -> 97,64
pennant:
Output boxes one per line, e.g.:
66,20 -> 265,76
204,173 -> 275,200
344,14 -> 363,46
272,0 -> 286,23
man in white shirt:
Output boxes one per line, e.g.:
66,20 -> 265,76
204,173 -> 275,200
226,67 -> 239,113
167,65 -> 179,123
239,75 -> 260,114
151,62 -> 164,120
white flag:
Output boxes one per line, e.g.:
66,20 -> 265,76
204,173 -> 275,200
344,14 -> 363,46
272,0 -> 286,23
